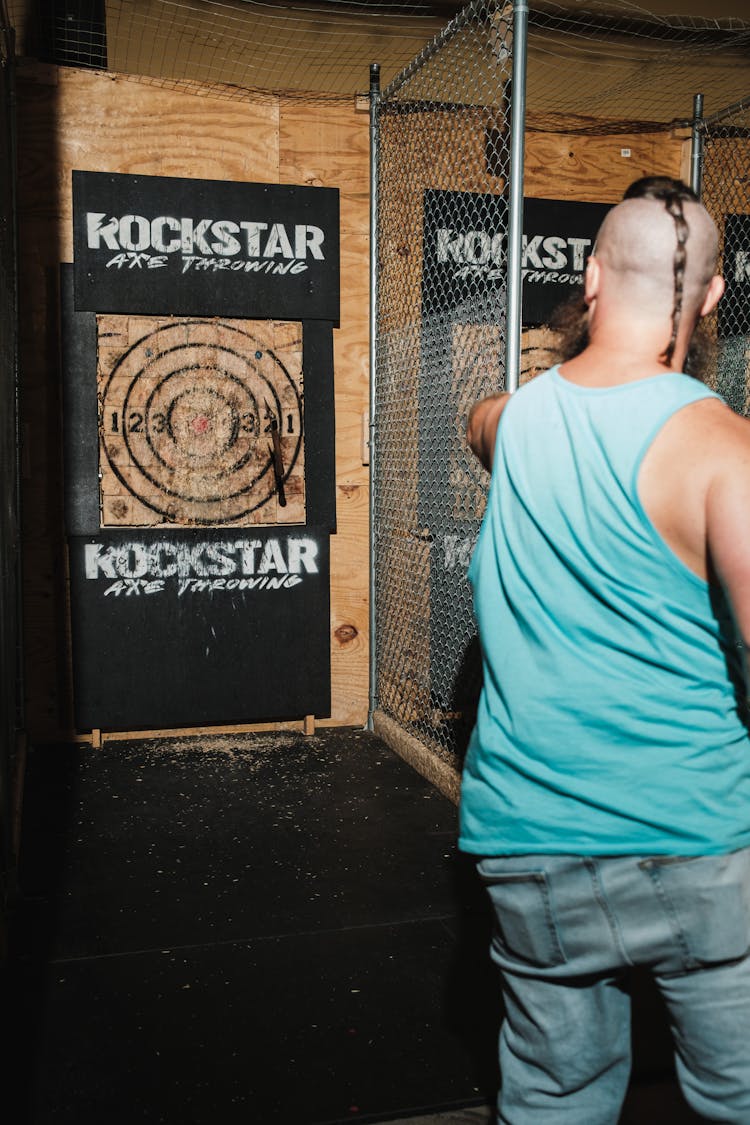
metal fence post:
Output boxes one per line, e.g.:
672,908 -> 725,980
505,0 -> 528,394
690,92 -> 704,199
367,62 -> 380,731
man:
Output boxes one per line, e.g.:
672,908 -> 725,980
460,179 -> 750,1123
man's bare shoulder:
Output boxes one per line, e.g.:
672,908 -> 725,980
671,395 -> 750,464
639,396 -> 750,581
684,395 -> 750,427
644,394 -> 750,517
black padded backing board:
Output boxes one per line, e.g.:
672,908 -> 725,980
68,527 -> 331,730
422,189 -> 610,326
60,265 -> 335,730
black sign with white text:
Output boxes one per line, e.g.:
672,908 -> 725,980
73,170 -> 340,321
68,527 -> 331,729
422,190 -> 610,325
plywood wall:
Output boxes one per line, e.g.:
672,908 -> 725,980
15,60 -> 685,741
16,63 -> 370,739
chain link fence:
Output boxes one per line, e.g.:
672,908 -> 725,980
700,98 -> 750,415
373,0 -> 515,775
372,2 -> 750,779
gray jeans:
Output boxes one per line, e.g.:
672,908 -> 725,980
477,847 -> 750,1123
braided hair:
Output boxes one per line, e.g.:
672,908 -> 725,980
622,177 -> 698,366
551,176 -> 702,370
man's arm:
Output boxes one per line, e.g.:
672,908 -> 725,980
706,417 -> 750,675
466,393 -> 510,472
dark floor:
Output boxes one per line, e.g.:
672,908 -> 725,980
5,728 -> 702,1124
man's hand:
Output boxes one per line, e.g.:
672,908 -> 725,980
466,393 -> 510,472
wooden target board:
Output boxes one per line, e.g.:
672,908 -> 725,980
97,316 -> 305,527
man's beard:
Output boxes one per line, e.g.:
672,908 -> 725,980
546,289 -> 713,383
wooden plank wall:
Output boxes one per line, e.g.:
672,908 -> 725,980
16,63 -> 370,739
15,60 -> 685,741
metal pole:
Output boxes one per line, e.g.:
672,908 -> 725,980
690,92 -> 704,199
367,62 -> 380,732
7,25 -> 25,738
505,0 -> 529,394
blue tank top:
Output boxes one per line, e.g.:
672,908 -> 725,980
459,366 -> 750,856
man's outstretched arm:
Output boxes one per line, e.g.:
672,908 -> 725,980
466,393 -> 509,472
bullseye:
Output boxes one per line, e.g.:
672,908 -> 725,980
192,415 -> 210,435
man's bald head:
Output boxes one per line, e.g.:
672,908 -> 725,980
595,196 -> 719,315
551,178 -> 723,373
